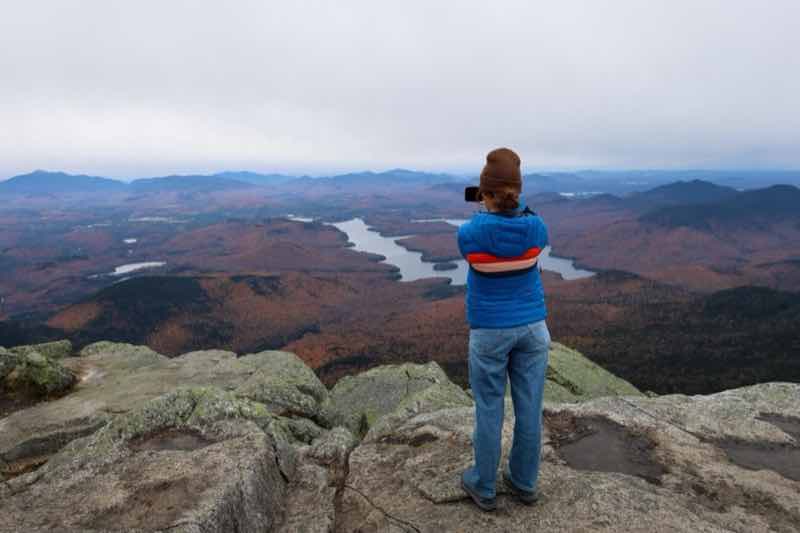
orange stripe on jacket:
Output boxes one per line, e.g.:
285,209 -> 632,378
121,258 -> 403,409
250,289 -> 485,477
471,257 -> 539,273
466,247 -> 541,265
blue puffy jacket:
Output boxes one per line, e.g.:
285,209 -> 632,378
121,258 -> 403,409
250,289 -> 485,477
457,206 -> 549,329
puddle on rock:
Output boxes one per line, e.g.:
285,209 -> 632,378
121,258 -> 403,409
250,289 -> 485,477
546,413 -> 666,485
129,428 -> 214,452
718,440 -> 800,482
709,413 -> 800,482
757,413 -> 800,442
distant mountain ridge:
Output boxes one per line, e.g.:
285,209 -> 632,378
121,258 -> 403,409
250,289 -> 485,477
641,183 -> 800,229
0,168 -> 462,195
130,174 -> 256,193
288,168 -> 462,189
4,168 -> 800,201
573,169 -> 800,190
550,178 -> 800,230
334,168 -> 459,183
628,179 -> 739,208
0,170 -> 128,194
211,171 -> 301,185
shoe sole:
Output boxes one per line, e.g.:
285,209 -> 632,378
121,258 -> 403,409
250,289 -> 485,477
460,478 -> 497,512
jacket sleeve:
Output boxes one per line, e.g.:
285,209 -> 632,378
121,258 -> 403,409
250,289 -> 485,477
533,216 -> 549,249
457,221 -> 473,259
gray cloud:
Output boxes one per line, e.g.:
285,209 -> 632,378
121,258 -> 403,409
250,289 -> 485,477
2,0 -> 799,178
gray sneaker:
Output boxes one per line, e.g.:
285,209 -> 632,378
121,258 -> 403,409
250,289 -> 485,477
503,471 -> 539,505
461,476 -> 497,512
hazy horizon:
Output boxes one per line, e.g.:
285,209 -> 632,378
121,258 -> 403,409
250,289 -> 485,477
6,166 -> 800,184
2,1 -> 799,177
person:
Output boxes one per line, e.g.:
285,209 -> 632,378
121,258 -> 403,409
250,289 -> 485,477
457,147 -> 550,512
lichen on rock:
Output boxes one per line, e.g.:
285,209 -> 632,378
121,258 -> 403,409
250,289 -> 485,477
0,344 -> 307,476
235,350 -> 330,423
2,349 -> 75,397
94,386 -> 273,447
309,426 -> 358,467
0,346 -> 18,382
325,360 -> 458,436
80,340 -> 166,365
339,382 -> 800,532
2,339 -> 798,533
366,380 -> 473,442
10,339 -> 73,360
1,386 -> 290,533
544,342 -> 644,402
283,417 -> 327,444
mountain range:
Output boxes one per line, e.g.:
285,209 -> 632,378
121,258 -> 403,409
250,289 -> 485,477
626,179 -> 739,208
536,179 -> 800,231
0,169 -> 464,196
640,184 -> 800,229
0,171 -> 129,194
4,168 -> 800,197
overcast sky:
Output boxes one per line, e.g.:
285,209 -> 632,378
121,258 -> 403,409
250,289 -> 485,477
1,1 -> 799,178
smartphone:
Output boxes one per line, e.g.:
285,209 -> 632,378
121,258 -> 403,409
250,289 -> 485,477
464,186 -> 480,202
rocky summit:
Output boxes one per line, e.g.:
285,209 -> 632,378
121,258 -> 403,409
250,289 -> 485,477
1,341 -> 799,532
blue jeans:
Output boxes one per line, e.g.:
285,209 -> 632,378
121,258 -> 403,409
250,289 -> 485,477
462,320 -> 550,499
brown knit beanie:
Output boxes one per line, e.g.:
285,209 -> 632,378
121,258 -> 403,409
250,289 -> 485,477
479,147 -> 522,210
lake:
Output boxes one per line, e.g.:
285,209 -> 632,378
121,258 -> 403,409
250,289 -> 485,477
319,217 -> 595,285
111,262 -> 166,276
87,261 -> 167,280
330,218 -> 471,284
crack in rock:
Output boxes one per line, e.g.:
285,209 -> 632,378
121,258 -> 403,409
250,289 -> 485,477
343,484 -> 422,533
331,444 -> 353,532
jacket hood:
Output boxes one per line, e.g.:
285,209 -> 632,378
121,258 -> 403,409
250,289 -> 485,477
469,206 -> 538,257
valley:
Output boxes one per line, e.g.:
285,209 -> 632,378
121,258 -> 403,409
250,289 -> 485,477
537,183 -> 800,292
1,170 -> 799,396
